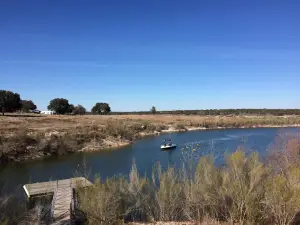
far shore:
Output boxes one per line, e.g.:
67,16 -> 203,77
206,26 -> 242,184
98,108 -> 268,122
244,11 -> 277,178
163,123 -> 300,132
1,114 -> 300,165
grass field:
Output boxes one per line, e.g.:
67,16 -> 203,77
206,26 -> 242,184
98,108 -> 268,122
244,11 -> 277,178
1,114 -> 300,130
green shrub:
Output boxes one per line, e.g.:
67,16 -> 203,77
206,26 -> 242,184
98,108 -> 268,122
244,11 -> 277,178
263,170 -> 300,225
151,165 -> 187,221
220,151 -> 267,224
77,176 -> 126,225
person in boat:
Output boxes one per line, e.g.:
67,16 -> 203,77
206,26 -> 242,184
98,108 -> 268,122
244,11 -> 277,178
163,139 -> 167,146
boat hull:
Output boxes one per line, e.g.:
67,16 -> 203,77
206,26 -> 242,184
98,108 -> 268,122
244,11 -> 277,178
161,144 -> 177,150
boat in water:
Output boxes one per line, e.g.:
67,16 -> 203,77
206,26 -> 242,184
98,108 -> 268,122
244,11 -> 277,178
161,139 -> 176,150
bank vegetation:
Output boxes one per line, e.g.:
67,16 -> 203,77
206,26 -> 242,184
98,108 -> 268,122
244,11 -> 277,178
76,134 -> 300,225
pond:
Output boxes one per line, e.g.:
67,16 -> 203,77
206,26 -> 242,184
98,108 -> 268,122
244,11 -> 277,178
0,127 -> 299,195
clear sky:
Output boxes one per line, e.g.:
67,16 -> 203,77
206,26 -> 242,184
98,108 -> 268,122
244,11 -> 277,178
1,0 -> 299,111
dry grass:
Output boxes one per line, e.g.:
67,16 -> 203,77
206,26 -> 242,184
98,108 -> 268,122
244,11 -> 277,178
76,134 -> 300,225
129,221 -> 222,225
0,192 -> 52,225
1,114 -> 300,131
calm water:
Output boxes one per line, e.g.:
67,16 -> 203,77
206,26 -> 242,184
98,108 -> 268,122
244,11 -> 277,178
0,127 -> 299,194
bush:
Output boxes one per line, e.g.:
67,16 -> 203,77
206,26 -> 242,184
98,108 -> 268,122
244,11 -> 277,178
38,134 -> 78,156
77,176 -> 125,225
0,189 -> 49,225
263,171 -> 300,225
72,105 -> 86,115
77,136 -> 300,224
220,151 -> 267,224
188,155 -> 223,221
151,165 -> 187,221
103,120 -> 136,141
175,123 -> 186,130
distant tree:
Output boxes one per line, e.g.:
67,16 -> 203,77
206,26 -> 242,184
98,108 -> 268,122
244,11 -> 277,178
68,104 -> 75,114
0,90 -> 22,116
73,105 -> 86,115
91,102 -> 111,114
47,98 -> 71,115
21,100 -> 37,112
151,106 -> 157,114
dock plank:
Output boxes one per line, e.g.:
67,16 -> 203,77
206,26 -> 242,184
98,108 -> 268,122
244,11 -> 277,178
52,187 -> 72,224
23,177 -> 92,197
23,177 -> 92,224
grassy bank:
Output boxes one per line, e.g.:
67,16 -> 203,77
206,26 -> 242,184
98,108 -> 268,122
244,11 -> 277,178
1,114 -> 300,165
76,135 -> 300,225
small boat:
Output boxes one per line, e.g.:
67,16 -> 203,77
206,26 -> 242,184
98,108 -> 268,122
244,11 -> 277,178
161,143 -> 177,150
161,138 -> 176,150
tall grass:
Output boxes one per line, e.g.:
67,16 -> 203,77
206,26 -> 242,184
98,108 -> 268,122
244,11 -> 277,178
0,189 -> 50,225
77,134 -> 300,225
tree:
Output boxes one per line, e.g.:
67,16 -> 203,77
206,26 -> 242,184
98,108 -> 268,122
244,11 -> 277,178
21,100 -> 37,112
0,90 -> 22,116
73,105 -> 86,115
91,102 -> 111,114
151,106 -> 157,114
68,104 -> 75,114
47,98 -> 71,115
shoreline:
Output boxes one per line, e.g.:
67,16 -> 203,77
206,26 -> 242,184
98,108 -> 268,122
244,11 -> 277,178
1,114 -> 300,165
104,123 -> 300,150
160,123 -> 300,133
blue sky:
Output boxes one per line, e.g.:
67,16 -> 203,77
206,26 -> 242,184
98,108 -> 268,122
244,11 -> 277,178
1,0 -> 299,111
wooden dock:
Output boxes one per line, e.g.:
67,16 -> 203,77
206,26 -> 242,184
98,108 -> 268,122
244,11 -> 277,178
23,177 -> 92,224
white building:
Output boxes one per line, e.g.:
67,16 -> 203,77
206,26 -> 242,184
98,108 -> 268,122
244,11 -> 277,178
41,110 -> 56,115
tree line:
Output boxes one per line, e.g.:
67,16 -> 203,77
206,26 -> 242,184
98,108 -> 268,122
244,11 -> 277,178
2,89 -> 300,116
47,98 -> 111,115
114,108 -> 300,116
0,90 -> 111,115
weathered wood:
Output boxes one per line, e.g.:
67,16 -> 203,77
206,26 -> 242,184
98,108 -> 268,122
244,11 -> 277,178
52,186 -> 72,224
23,177 -> 92,197
23,177 -> 92,224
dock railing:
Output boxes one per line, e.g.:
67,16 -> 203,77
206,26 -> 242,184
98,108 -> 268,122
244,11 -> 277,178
50,184 -> 58,222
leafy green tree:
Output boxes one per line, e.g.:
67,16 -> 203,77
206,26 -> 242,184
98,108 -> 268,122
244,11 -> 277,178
0,90 -> 22,116
73,105 -> 86,115
151,106 -> 157,114
91,102 -> 111,114
21,100 -> 37,112
47,98 -> 71,115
